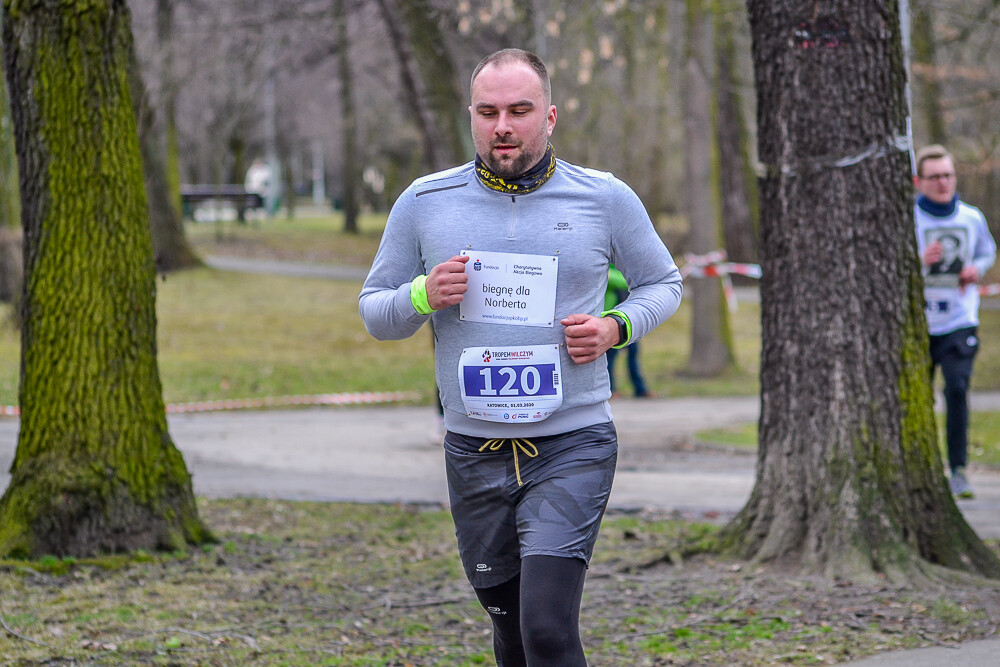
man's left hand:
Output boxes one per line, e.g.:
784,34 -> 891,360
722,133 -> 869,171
959,265 -> 980,289
958,264 -> 979,292
561,314 -> 620,365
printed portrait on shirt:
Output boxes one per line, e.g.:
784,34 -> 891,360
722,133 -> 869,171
924,228 -> 967,288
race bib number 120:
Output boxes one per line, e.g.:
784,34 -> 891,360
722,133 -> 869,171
458,345 -> 562,423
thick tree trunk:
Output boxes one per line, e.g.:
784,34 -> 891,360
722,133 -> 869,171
683,0 -> 734,376
722,0 -> 1000,581
0,0 -> 210,558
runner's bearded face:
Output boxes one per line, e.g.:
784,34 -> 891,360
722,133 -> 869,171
470,62 -> 556,179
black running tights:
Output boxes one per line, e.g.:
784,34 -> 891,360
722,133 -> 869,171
473,554 -> 588,667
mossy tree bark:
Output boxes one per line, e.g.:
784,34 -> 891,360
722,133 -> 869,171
721,0 -> 1000,581
0,0 -> 210,558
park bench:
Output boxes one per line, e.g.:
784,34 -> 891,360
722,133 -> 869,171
180,184 -> 264,221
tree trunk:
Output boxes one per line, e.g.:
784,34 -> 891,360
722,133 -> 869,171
132,47 -> 200,272
394,0 -> 471,165
1,45 -> 22,312
0,44 -> 24,316
910,1 -> 947,146
375,0 -> 465,172
0,0 -> 210,558
0,51 -> 17,231
683,0 -> 734,376
155,0 -> 183,214
335,0 -> 359,234
721,0 -> 1000,582
714,0 -> 758,264
0,226 -> 21,314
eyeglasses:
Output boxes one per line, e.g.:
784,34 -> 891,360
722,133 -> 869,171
920,172 -> 955,182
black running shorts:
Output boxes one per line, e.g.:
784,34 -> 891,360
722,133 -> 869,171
444,422 -> 618,589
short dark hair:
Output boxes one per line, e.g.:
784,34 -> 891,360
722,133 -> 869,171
470,48 -> 551,105
915,144 -> 954,177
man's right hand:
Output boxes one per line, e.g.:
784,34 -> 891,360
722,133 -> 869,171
922,240 -> 942,266
426,255 -> 470,310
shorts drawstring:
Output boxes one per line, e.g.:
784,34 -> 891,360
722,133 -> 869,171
480,438 -> 538,486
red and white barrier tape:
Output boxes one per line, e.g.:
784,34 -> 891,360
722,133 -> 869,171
680,250 -> 762,312
678,252 -> 999,304
0,390 -> 421,418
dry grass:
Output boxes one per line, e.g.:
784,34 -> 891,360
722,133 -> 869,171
1,499 -> 998,666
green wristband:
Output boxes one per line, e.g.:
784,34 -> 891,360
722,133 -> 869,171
600,309 -> 632,348
410,275 -> 434,315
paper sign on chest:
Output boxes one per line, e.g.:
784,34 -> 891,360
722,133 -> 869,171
459,250 -> 559,327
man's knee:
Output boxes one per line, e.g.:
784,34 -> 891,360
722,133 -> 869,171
521,616 -> 573,661
943,372 -> 970,399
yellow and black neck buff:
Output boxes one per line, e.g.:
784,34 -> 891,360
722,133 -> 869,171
474,143 -> 556,195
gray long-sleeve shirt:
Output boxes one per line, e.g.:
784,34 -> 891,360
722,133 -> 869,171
360,159 -> 682,437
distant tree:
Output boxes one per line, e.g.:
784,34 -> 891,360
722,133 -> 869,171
131,46 -> 200,271
334,0 -> 360,233
0,0 -> 210,557
713,0 -> 758,263
910,0 -> 946,145
0,48 -> 22,310
395,0 -> 471,164
376,0 -> 469,171
683,0 -> 734,376
155,0 -> 182,210
722,0 -> 1000,581
0,52 -> 15,231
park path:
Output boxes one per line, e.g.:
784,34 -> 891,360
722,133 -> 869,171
2,394 -> 1000,539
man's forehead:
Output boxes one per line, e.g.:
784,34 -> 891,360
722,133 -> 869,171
472,62 -> 545,101
922,156 -> 954,173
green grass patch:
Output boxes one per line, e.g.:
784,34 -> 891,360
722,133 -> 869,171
184,211 -> 386,267
157,267 -> 436,404
694,421 -> 759,450
968,410 -> 1000,465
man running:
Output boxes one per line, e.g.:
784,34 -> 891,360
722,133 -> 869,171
360,48 -> 682,665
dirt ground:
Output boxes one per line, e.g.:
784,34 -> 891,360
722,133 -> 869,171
2,499 -> 999,666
